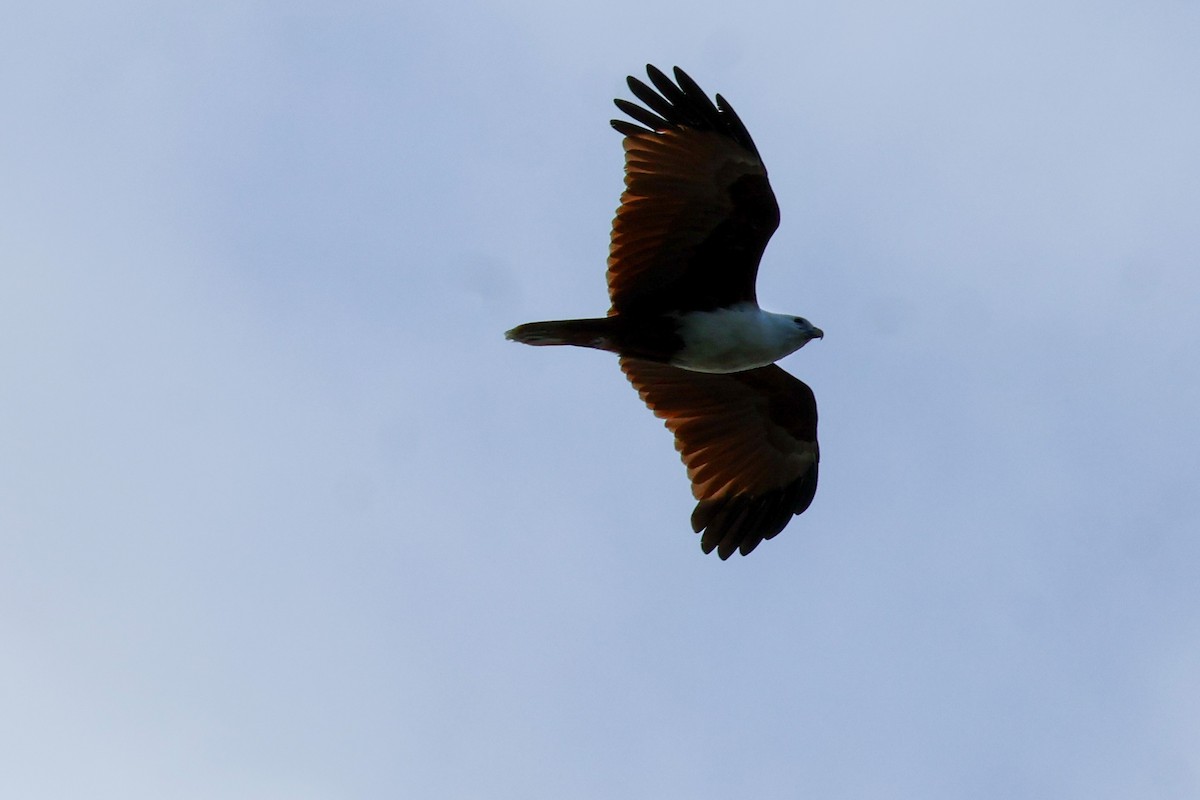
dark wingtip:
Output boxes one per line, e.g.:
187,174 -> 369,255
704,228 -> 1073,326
689,470 -> 818,559
610,119 -> 645,137
645,63 -> 670,83
611,64 -> 762,156
672,65 -> 697,90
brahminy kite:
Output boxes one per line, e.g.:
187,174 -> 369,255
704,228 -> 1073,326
507,65 -> 822,559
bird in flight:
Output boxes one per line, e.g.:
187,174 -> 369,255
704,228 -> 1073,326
507,65 -> 823,559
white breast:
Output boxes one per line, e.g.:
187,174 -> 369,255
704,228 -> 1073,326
671,305 -> 806,374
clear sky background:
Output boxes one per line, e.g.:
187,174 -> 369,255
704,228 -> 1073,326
3,1 -> 1199,797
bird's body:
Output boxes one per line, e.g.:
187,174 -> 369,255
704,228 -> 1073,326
509,305 -> 818,374
506,65 -> 823,559
669,305 -> 820,373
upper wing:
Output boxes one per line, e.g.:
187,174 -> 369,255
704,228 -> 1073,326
620,357 -> 819,559
607,66 -> 780,316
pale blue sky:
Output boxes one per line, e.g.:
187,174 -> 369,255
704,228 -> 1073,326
2,1 -> 1199,797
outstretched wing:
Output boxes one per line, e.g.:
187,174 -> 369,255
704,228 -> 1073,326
608,65 -> 780,316
620,357 -> 819,559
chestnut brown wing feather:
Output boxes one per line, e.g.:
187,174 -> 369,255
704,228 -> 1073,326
620,357 -> 819,559
607,67 -> 780,316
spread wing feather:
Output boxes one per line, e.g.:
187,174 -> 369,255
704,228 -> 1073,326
620,357 -> 819,559
607,66 -> 780,316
